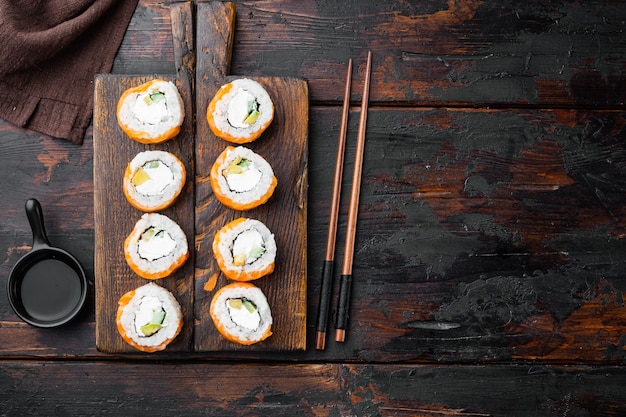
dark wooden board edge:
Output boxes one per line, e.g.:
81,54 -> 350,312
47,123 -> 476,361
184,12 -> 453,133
93,73 -> 196,354
194,76 -> 309,352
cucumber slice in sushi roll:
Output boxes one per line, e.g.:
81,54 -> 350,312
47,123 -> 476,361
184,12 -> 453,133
210,146 -> 277,211
207,78 -> 274,144
210,282 -> 273,345
213,218 -> 277,281
116,282 -> 183,352
124,213 -> 189,280
117,79 -> 185,144
123,150 -> 186,212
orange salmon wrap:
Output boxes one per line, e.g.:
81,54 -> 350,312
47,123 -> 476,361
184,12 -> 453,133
116,283 -> 184,352
210,282 -> 273,345
124,213 -> 189,280
212,217 -> 277,281
122,150 -> 186,213
210,146 -> 277,211
206,78 -> 274,144
117,79 -> 185,144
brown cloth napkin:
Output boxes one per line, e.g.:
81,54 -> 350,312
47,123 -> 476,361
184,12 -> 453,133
0,0 -> 139,144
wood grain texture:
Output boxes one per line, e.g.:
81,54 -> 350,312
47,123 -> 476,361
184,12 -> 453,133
2,361 -> 626,416
194,1 -> 308,352
111,0 -> 626,108
306,106 -> 626,363
229,0 -> 626,108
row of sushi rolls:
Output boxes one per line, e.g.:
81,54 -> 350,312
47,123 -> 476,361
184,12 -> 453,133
115,78 -> 277,352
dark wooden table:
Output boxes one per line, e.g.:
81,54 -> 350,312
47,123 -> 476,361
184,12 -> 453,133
2,0 -> 626,415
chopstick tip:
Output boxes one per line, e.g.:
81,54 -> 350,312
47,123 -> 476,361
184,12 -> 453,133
335,329 -> 346,343
315,331 -> 327,350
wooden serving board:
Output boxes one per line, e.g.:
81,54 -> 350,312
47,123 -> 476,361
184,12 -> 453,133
93,72 -> 196,354
193,2 -> 308,352
93,1 -> 308,353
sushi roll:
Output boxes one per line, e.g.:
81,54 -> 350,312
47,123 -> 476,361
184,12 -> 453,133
123,150 -> 186,212
213,217 -> 277,281
124,213 -> 189,280
210,282 -> 273,345
117,79 -> 185,144
210,146 -> 277,211
116,282 -> 183,352
206,78 -> 274,144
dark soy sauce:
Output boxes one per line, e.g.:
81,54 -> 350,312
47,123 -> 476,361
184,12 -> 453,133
20,259 -> 82,322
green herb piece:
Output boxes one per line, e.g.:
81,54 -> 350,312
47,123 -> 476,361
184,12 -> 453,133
247,99 -> 257,114
145,160 -> 161,169
152,309 -> 166,325
141,227 -> 156,241
241,299 -> 257,313
140,323 -> 163,336
243,110 -> 260,125
224,157 -> 251,176
149,91 -> 166,104
243,99 -> 260,125
249,245 -> 266,260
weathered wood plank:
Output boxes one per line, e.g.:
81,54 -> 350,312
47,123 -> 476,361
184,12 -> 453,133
1,361 -> 626,416
230,0 -> 626,107
112,0 -> 626,107
111,1 -> 176,75
307,106 -> 626,363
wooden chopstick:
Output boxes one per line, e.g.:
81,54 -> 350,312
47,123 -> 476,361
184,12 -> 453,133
315,58 -> 353,351
335,50 -> 372,343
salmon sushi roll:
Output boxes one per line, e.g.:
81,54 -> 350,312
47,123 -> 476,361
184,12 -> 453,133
210,282 -> 272,345
124,213 -> 189,280
123,150 -> 186,212
210,146 -> 277,211
206,78 -> 274,144
116,282 -> 183,352
117,79 -> 185,144
213,217 -> 277,281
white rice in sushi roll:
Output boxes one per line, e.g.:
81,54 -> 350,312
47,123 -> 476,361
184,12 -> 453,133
123,150 -> 186,212
212,217 -> 277,281
207,78 -> 274,144
116,282 -> 183,352
210,282 -> 273,345
210,146 -> 277,211
124,213 -> 189,280
117,79 -> 185,144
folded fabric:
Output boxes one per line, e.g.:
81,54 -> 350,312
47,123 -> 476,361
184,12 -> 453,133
0,0 -> 139,144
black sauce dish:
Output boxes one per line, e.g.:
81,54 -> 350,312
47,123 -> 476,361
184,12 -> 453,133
7,199 -> 87,328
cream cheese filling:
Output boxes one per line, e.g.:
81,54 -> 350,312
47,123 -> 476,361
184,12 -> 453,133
227,89 -> 256,128
138,229 -> 177,261
224,165 -> 262,192
135,161 -> 174,195
132,92 -> 169,125
134,296 -> 165,335
232,229 -> 265,265
227,298 -> 261,330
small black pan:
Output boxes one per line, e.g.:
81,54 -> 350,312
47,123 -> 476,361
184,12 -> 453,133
7,199 -> 87,328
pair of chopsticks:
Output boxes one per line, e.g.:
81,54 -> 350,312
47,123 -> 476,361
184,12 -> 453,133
315,51 -> 372,350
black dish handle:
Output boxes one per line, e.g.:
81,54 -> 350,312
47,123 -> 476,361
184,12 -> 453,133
26,199 -> 51,250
